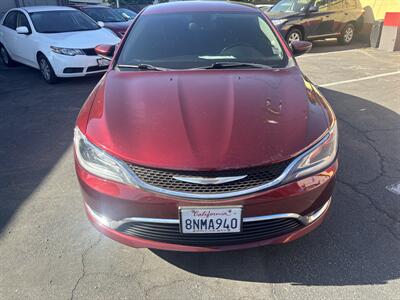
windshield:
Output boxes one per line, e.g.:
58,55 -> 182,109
82,7 -> 126,23
270,0 -> 311,12
117,12 -> 287,70
30,10 -> 99,33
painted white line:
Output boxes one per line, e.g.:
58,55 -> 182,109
300,48 -> 363,58
319,71 -> 400,87
386,182 -> 400,196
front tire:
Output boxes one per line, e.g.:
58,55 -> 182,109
0,44 -> 16,67
338,23 -> 355,45
38,54 -> 58,84
286,28 -> 303,45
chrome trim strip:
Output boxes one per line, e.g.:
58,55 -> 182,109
307,33 -> 341,39
299,197 -> 331,225
243,198 -> 331,225
86,198 -> 331,230
243,213 -> 303,223
124,131 -> 332,200
172,175 -> 248,185
85,204 -> 180,229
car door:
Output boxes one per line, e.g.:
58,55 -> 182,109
342,0 -> 361,30
310,0 -> 342,36
314,0 -> 333,36
305,0 -> 330,38
0,11 -> 18,58
326,0 -> 345,34
13,11 -> 37,67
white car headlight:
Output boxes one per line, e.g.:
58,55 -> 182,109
272,19 -> 287,26
282,122 -> 338,183
74,127 -> 135,185
51,46 -> 85,56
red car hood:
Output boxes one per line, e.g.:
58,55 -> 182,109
104,21 -> 131,34
85,67 -> 332,170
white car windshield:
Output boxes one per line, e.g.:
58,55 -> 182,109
30,10 -> 100,33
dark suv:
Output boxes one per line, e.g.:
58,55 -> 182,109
267,0 -> 364,45
72,5 -> 132,38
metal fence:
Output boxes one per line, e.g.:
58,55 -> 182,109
14,0 -> 67,6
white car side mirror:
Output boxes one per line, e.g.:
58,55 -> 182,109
97,21 -> 105,28
16,26 -> 29,34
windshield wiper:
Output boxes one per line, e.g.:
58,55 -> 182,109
116,64 -> 168,71
197,62 -> 273,70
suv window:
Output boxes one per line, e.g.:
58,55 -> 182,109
344,0 -> 357,9
17,12 -> 31,32
313,0 -> 343,11
3,11 -> 18,30
328,0 -> 344,10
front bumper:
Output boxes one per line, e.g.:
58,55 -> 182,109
76,159 -> 337,251
48,52 -> 108,78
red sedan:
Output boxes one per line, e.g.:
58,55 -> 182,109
74,1 -> 338,252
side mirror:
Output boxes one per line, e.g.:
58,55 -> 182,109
308,6 -> 319,13
95,44 -> 115,60
16,26 -> 29,34
291,40 -> 312,56
97,21 -> 105,27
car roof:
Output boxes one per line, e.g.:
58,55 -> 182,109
20,6 -> 76,13
142,1 -> 259,15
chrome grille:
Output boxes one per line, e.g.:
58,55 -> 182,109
127,160 -> 292,195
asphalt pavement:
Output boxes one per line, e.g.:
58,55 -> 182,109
0,40 -> 399,300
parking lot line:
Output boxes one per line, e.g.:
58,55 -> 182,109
319,71 -> 400,87
301,48 -> 363,58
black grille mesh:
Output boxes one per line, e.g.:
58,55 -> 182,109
82,48 -> 97,56
127,160 -> 292,194
87,65 -> 108,72
116,218 -> 303,246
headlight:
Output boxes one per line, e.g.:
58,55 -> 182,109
282,122 -> 338,183
51,46 -> 85,56
74,127 -> 134,185
272,19 -> 287,26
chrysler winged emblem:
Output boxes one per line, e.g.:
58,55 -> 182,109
172,175 -> 247,185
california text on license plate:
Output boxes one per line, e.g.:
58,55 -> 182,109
180,206 -> 242,234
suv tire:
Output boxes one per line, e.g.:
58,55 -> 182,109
38,54 -> 58,84
338,23 -> 355,45
0,44 -> 16,67
286,28 -> 303,45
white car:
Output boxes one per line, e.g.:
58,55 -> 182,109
0,6 -> 120,83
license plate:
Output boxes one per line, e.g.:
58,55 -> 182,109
180,206 -> 242,234
97,58 -> 110,67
